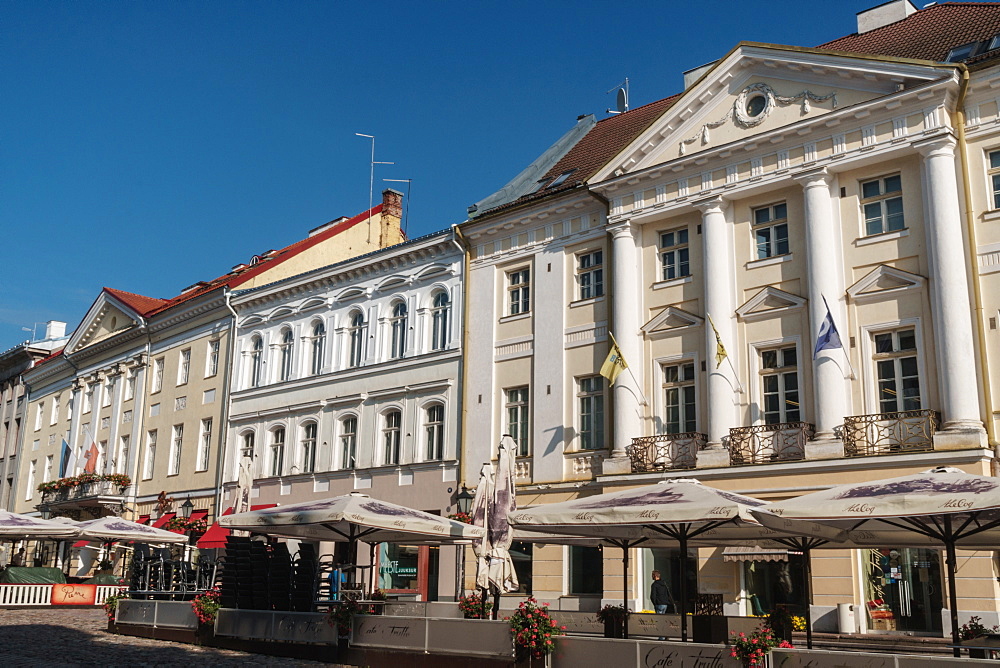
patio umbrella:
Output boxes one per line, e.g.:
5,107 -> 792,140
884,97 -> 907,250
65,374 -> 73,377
509,479 -> 780,641
0,511 -> 80,538
751,466 -> 1000,657
471,437 -> 520,619
75,516 -> 188,544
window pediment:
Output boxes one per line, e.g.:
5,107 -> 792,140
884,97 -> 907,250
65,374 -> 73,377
642,306 -> 703,336
847,265 -> 924,303
736,286 -> 806,321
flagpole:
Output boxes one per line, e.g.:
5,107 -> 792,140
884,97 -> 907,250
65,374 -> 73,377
706,314 -> 744,394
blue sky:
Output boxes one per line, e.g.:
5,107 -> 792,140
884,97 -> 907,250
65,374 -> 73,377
2,0 -> 885,351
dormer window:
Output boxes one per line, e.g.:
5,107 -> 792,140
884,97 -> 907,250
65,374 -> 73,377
547,169 -> 576,189
946,42 -> 978,62
989,34 -> 1000,52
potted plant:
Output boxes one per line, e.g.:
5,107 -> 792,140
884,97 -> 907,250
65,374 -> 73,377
103,589 -> 129,632
459,592 -> 486,619
506,597 -> 565,664
595,604 -> 629,639
766,605 -> 794,642
327,597 -> 361,650
729,625 -> 793,668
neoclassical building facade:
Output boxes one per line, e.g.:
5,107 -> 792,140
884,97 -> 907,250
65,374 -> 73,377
223,228 -> 465,601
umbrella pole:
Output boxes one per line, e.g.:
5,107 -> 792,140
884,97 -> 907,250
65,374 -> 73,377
945,532 -> 961,658
803,546 -> 814,650
679,535 -> 688,643
623,544 -> 629,640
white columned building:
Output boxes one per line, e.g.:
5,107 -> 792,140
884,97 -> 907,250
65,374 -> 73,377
918,134 -> 987,447
606,220 -> 644,473
695,196 -> 737,459
797,168 -> 849,450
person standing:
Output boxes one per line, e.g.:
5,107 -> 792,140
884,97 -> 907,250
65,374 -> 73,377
650,569 -> 674,614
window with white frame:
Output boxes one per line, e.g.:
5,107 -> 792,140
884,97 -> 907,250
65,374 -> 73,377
861,175 -> 904,236
143,430 -> 157,480
35,401 -> 44,431
169,424 -> 183,475
270,428 -> 285,477
178,348 -> 191,385
663,362 -> 697,434
83,384 -> 94,413
577,250 -> 604,300
197,418 -> 212,472
241,431 -> 255,459
310,321 -> 326,375
383,411 -> 402,465
425,404 -> 445,461
390,301 -> 407,359
51,396 -> 60,425
752,202 -> 789,259
118,434 -> 130,475
249,335 -> 264,387
340,417 -> 357,469
349,312 -> 367,367
97,440 -> 107,473
431,291 -> 451,351
577,376 -> 604,450
25,460 -> 35,501
659,228 -> 690,280
67,396 -> 74,421
759,346 -> 800,425
152,357 -> 164,393
278,329 -> 294,381
206,339 -> 220,378
507,268 -> 531,315
506,387 -> 530,456
103,376 -> 115,407
873,328 -> 921,414
44,455 -> 53,483
989,150 -> 1000,209
301,422 -> 317,473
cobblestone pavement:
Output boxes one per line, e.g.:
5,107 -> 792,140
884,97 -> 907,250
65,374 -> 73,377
0,608 -> 339,667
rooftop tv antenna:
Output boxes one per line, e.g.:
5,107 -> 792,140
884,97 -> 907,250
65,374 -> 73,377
384,178 -> 412,236
606,78 -> 630,115
356,133 -> 395,243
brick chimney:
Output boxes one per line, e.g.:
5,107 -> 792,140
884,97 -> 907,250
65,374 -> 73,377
379,188 -> 405,248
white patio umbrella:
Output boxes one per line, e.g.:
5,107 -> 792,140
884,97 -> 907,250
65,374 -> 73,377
471,437 -> 520,619
0,510 -> 80,538
75,516 -> 188,544
509,479 -> 787,641
751,467 -> 1000,657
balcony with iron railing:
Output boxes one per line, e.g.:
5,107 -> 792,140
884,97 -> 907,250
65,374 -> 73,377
843,409 -> 939,458
627,432 -> 706,473
729,422 -> 814,466
40,478 -> 130,513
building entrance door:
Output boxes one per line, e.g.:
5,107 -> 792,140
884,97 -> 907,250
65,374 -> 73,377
864,547 -> 942,634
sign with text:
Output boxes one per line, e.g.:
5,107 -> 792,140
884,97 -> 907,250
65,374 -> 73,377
551,636 -> 740,668
352,615 -> 427,652
51,584 -> 96,606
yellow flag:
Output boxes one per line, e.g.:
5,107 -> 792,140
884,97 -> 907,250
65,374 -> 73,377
600,335 -> 628,383
708,314 -> 728,369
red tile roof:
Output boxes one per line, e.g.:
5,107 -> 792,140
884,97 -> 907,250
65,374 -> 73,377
478,95 -> 680,217
819,2 -> 1000,63
101,203 -> 385,319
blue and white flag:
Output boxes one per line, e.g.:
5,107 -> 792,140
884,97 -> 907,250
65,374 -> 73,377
59,439 -> 75,478
813,296 -> 844,359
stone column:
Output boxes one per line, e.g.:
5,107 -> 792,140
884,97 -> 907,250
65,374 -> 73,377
604,220 -> 643,475
796,168 -> 849,455
918,136 -> 987,448
696,197 -> 737,464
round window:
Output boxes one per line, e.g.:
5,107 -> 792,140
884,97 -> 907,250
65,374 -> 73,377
745,93 -> 767,118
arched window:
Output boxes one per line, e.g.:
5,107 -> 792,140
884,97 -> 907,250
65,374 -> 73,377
301,422 -> 317,473
249,336 -> 264,387
278,328 -> 294,381
340,417 -> 357,469
431,291 -> 450,351
269,428 -> 285,477
390,301 -> 407,359
383,410 -> 401,465
425,403 -> 445,461
349,312 -> 366,368
310,321 -> 326,376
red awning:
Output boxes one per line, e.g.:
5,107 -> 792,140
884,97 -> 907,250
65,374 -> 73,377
137,514 -> 150,525
72,540 -> 92,548
152,512 -> 176,529
196,504 -> 276,549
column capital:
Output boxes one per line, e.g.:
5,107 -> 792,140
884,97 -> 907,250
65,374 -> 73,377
607,219 -> 637,240
915,133 -> 957,160
793,166 -> 832,190
693,195 -> 726,215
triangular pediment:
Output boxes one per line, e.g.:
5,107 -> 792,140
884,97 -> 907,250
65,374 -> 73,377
736,286 -> 806,321
66,291 -> 145,354
847,265 -> 925,302
642,306 -> 703,335
594,43 -> 949,181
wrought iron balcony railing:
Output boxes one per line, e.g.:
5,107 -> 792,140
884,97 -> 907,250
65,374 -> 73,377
729,422 -> 813,466
627,432 -> 706,473
41,479 -> 129,505
843,409 -> 939,457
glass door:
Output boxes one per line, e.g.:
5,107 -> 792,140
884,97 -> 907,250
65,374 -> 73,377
864,547 -> 942,634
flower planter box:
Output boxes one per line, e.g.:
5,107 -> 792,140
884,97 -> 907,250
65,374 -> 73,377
691,615 -> 761,644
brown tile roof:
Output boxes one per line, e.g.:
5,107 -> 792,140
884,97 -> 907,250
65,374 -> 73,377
99,203 -> 385,319
819,2 -> 1000,63
477,95 -> 680,217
